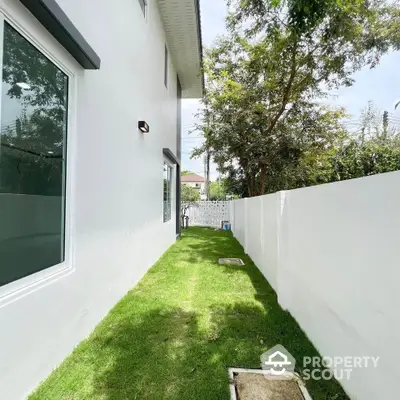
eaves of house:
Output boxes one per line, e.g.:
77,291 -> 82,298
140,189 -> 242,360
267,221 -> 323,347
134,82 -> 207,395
158,0 -> 204,98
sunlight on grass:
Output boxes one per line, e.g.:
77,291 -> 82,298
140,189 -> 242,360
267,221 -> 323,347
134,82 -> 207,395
29,227 -> 348,400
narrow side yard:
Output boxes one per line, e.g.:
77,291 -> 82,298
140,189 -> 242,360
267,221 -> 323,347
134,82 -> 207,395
29,228 -> 348,400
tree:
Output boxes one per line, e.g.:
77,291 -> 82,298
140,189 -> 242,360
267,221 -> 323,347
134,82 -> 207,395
181,184 -> 200,202
229,0 -> 400,53
359,101 -> 382,143
2,23 -> 68,152
181,170 -> 193,176
181,185 -> 200,227
194,0 -> 400,196
0,23 -> 68,196
209,180 -> 228,200
194,62 -> 349,195
298,101 -> 400,185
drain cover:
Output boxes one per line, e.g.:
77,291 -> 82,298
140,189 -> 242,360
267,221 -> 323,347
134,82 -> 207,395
228,368 -> 312,400
219,258 -> 244,266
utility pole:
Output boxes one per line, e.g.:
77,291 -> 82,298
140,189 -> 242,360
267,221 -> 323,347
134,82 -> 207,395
203,153 -> 207,200
203,94 -> 211,201
205,150 -> 210,200
203,151 -> 210,200
382,110 -> 389,139
202,87 -> 212,201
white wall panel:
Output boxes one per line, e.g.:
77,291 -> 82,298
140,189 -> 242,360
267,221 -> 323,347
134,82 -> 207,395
245,196 -> 263,268
233,198 -> 246,249
0,0 -> 180,398
231,171 -> 400,399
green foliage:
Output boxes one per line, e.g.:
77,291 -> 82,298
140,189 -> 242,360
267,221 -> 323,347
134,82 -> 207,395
329,137 -> 400,181
194,0 -> 400,197
181,170 -> 193,176
0,23 -> 68,196
29,228 -> 349,400
274,103 -> 400,191
229,0 -> 400,55
209,180 -> 228,200
181,184 -> 200,202
3,22 -> 68,146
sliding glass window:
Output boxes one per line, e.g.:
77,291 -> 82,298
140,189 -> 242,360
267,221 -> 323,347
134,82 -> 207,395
163,163 -> 172,222
0,22 -> 68,287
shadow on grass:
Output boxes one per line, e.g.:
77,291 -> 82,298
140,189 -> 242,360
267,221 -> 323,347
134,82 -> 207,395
88,228 -> 348,400
183,227 -> 348,399
89,303 -> 348,400
179,228 -> 242,265
30,227 -> 349,400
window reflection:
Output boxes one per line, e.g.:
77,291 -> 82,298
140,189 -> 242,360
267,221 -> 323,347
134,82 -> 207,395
163,163 -> 172,222
0,22 -> 68,287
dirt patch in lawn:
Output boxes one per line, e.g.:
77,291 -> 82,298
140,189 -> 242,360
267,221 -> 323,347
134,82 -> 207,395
235,373 -> 305,400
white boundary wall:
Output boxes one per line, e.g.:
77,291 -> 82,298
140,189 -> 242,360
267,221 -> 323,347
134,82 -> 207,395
231,170 -> 400,400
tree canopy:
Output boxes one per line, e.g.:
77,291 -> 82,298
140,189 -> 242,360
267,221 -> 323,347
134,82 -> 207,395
209,180 -> 229,201
194,0 -> 400,197
181,184 -> 200,202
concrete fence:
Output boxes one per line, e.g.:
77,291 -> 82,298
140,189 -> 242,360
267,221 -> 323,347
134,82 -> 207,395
230,170 -> 400,400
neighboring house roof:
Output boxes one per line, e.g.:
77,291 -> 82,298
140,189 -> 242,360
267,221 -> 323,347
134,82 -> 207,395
181,174 -> 205,183
157,0 -> 204,98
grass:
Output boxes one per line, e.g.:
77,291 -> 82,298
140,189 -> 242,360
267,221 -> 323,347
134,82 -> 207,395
29,227 -> 349,400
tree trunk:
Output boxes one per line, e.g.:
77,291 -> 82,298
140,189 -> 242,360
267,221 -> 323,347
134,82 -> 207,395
246,172 -> 254,198
258,165 -> 268,196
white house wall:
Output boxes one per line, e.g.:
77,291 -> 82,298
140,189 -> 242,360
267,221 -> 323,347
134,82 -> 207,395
0,0 -> 181,398
182,181 -> 205,191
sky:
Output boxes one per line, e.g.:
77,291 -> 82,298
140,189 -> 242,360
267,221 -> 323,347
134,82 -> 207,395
181,0 -> 400,181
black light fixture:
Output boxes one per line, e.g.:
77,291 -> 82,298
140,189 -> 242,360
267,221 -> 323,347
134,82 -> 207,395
138,120 -> 150,134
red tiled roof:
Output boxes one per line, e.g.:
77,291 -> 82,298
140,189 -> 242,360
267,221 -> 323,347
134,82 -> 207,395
181,174 -> 205,183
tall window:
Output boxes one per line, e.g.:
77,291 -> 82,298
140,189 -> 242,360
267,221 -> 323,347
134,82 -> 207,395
138,0 -> 147,17
164,45 -> 168,88
163,163 -> 172,222
0,22 -> 68,287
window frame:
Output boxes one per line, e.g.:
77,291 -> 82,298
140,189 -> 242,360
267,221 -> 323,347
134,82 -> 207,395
163,161 -> 173,223
0,1 -> 78,304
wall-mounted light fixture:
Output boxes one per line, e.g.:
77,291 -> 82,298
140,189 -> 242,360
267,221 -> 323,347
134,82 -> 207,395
138,121 -> 149,134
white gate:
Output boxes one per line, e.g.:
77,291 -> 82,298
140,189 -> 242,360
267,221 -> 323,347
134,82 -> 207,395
182,201 -> 230,228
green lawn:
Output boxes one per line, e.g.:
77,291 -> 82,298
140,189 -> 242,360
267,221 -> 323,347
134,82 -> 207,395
29,227 -> 348,400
